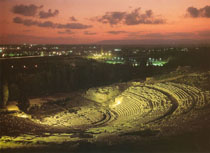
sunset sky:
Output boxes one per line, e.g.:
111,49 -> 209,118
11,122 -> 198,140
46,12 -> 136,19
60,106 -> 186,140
0,0 -> 210,44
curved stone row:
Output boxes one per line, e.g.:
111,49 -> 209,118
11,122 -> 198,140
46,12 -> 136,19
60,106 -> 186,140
38,107 -> 107,127
146,82 -> 208,116
110,82 -> 208,124
166,82 -> 206,109
146,83 -> 194,115
109,86 -> 173,123
92,109 -> 115,126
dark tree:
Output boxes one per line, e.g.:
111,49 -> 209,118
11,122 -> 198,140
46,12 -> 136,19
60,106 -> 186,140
17,94 -> 30,112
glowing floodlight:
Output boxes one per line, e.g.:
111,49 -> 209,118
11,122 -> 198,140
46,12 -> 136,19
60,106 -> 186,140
14,112 -> 31,119
7,105 -> 19,112
19,114 -> 29,118
116,100 -> 121,105
113,97 -> 123,107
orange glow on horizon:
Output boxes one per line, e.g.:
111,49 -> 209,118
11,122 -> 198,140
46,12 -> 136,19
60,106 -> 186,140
0,0 -> 210,44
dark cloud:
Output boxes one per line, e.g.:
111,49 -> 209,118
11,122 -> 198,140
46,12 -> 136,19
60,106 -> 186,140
187,5 -> 210,18
97,12 -> 126,25
107,31 -> 127,34
13,17 -> 38,26
12,4 -> 59,19
95,7 -> 165,25
84,31 -> 97,35
58,30 -> 74,34
187,7 -> 199,17
38,21 -> 55,28
124,8 -> 165,25
57,23 -> 92,29
39,9 -> 59,19
70,16 -> 77,21
12,4 -> 42,17
13,17 -> 92,29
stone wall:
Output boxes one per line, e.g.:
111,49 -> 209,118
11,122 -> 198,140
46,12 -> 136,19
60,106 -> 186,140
84,85 -> 120,103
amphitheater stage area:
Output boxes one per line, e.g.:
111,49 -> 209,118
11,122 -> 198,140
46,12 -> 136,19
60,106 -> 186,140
1,70 -> 210,153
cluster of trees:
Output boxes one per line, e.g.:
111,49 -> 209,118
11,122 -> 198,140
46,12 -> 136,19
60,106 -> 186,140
165,49 -> 210,70
7,58 -> 134,99
0,57 -> 141,111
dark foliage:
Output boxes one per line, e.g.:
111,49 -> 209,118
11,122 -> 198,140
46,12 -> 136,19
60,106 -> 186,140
17,94 -> 30,112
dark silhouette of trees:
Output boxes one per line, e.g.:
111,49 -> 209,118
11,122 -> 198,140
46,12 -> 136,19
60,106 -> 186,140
17,93 -> 30,112
2,80 -> 9,108
0,61 -> 9,109
0,60 -> 3,109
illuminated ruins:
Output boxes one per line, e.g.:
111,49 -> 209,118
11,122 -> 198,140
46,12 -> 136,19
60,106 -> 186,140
1,71 -> 210,152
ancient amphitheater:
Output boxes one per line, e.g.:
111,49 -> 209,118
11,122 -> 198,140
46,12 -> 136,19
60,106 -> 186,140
1,72 -> 210,152
38,78 -> 210,135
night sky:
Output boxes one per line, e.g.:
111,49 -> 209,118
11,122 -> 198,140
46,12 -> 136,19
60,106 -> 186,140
0,0 -> 210,44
